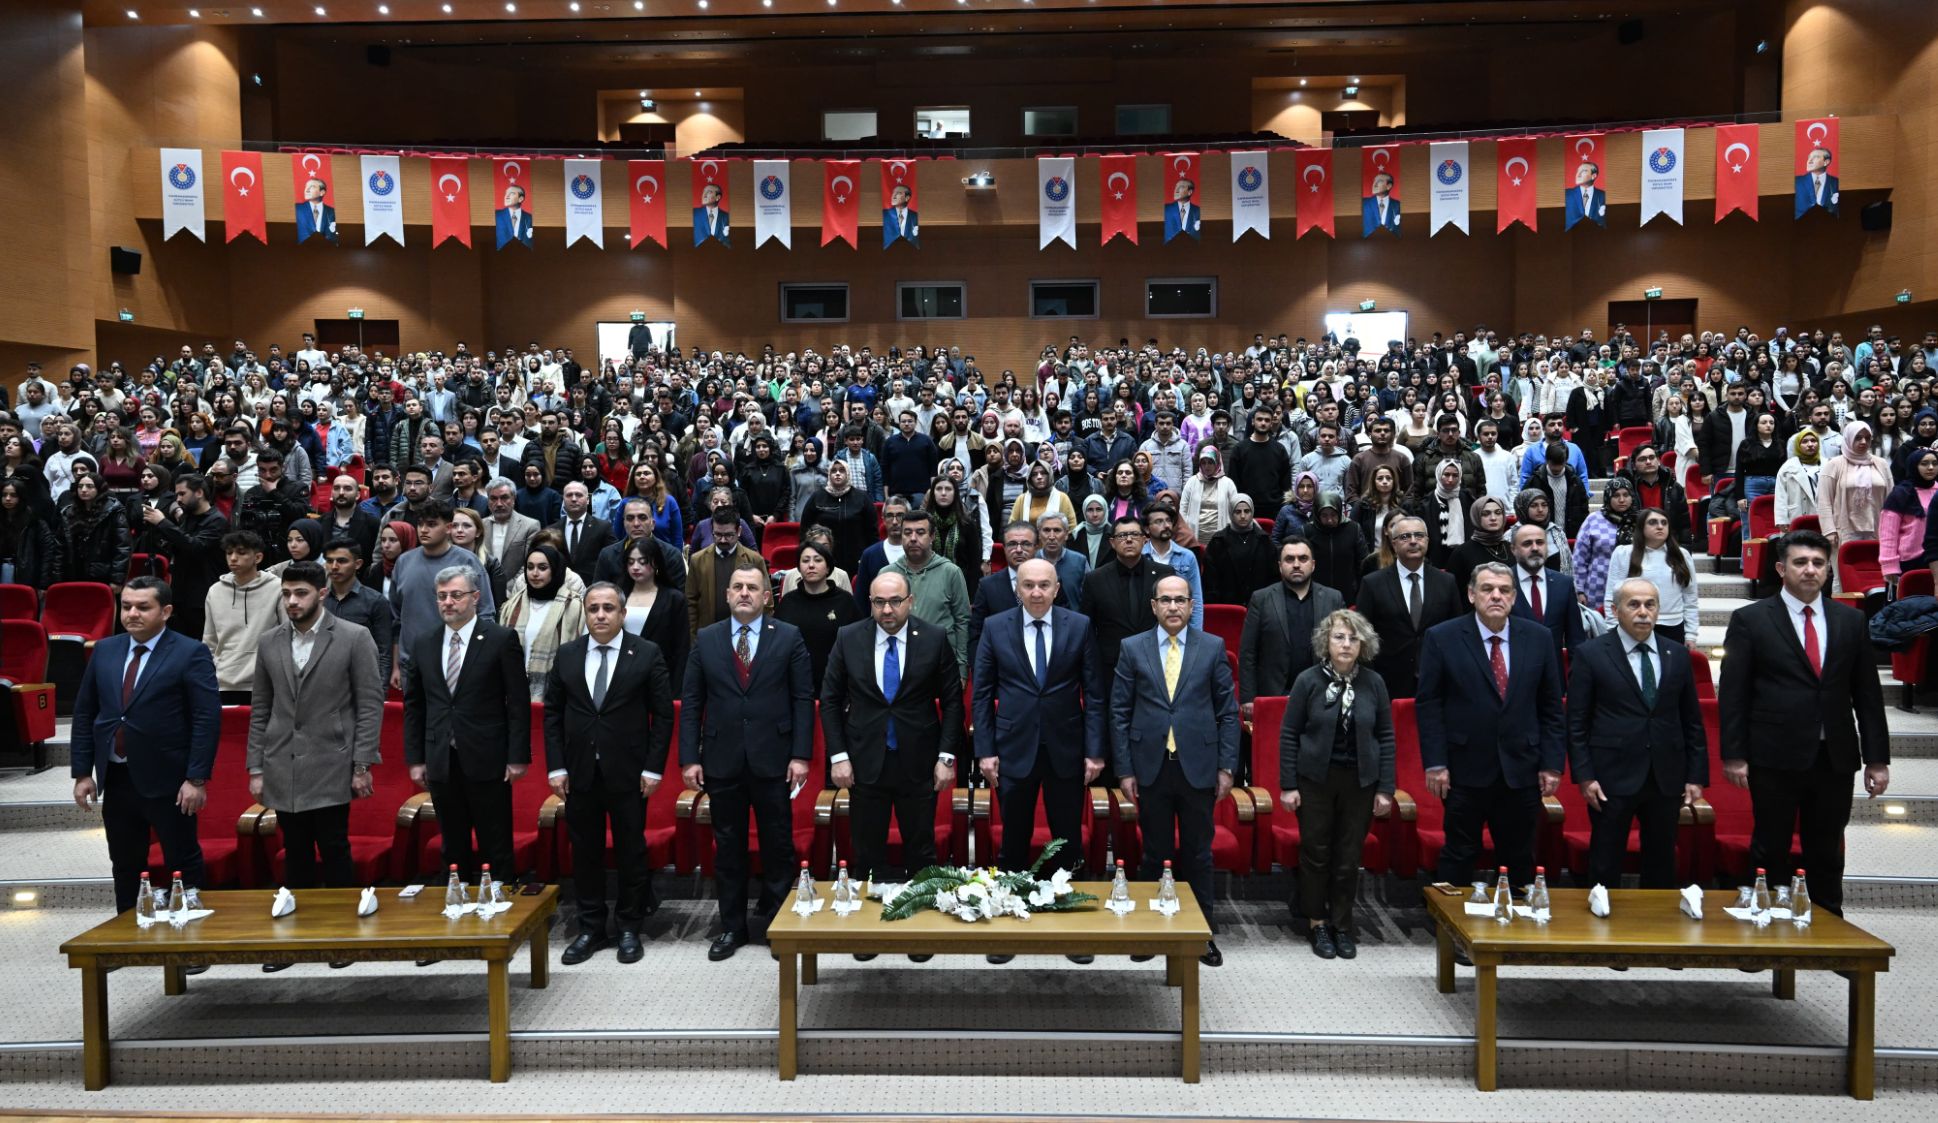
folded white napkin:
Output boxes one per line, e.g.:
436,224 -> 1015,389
270,887 -> 297,918
357,887 -> 379,917
1679,885 -> 1704,919
1587,884 -> 1611,917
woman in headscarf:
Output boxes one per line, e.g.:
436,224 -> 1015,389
1892,408 -> 1938,479
1817,421 -> 1894,565
1416,458 -> 1476,569
1179,446 -> 1238,545
927,477 -> 986,599
775,539 -> 863,690
786,436 -> 827,520
1011,459 -> 1076,527
1513,488 -> 1573,574
498,543 -> 587,701
1445,495 -> 1511,598
268,517 -> 326,577
1275,470 -> 1321,543
1882,447 -> 1938,595
363,519 -> 416,597
1057,447 -> 1099,505
1776,429 -> 1824,527
1571,477 -> 1638,611
797,457 -> 875,575
1073,492 -> 1113,567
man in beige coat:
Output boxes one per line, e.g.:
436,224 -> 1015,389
248,561 -> 384,951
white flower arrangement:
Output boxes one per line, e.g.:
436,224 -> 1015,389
874,840 -> 1095,923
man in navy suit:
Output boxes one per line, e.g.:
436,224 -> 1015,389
1361,172 -> 1401,237
1415,561 -> 1566,896
1508,524 -> 1585,666
1564,161 -> 1607,230
681,558 -> 813,961
494,185 -> 534,249
71,578 -> 222,913
1794,146 -> 1840,217
295,177 -> 338,245
968,521 -> 1040,657
881,183 -> 919,248
1567,578 -> 1707,890
1111,575 -> 1239,966
692,182 -> 730,247
1162,177 -> 1200,242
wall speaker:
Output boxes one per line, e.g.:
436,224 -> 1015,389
1861,201 -> 1893,231
1617,19 -> 1645,45
366,45 -> 392,67
110,246 -> 142,275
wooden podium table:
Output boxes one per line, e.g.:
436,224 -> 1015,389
766,881 -> 1213,1082
60,887 -> 557,1089
1424,886 -> 1895,1097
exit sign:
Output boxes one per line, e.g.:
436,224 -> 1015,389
1898,290 -> 1913,305
117,309 -> 134,322
1644,287 -> 1663,300
630,310 -> 647,323
348,308 -> 365,320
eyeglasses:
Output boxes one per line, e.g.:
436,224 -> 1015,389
1391,531 -> 1428,542
868,596 -> 910,608
1111,531 -> 1146,541
1154,596 -> 1192,607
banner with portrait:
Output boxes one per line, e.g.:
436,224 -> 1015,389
1360,145 -> 1400,237
1161,152 -> 1201,242
691,157 -> 731,247
1562,133 -> 1608,230
493,158 -> 534,249
879,158 -> 920,248
1795,117 -> 1841,218
290,153 -> 338,245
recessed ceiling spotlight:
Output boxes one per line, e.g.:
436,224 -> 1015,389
569,1 -> 580,8
126,9 -> 138,18
251,7 -> 263,15
1350,75 -> 1360,83
1299,78 -> 1307,87
693,89 -> 702,96
188,7 -> 201,16
505,1 -> 517,10
315,5 -> 327,14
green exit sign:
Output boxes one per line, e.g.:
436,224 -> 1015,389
348,308 -> 365,320
1644,287 -> 1663,300
1358,299 -> 1376,312
1898,290 -> 1913,305
630,310 -> 646,323
117,309 -> 134,323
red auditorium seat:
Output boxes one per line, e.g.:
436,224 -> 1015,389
1548,759 -> 1701,885
1615,426 -> 1654,461
42,582 -> 116,645
0,619 -> 58,769
974,778 -> 1109,874
1688,698 -> 1796,884
1687,647 -> 1716,700
761,521 -> 801,558
1384,697 -> 1535,881
1202,603 -> 1245,656
768,545 -> 800,573
148,705 -> 269,888
829,702 -> 967,871
126,554 -> 171,583
0,584 -> 37,620
1682,463 -> 1711,545
692,701 -> 833,876
1244,695 -> 1387,877
1703,475 -> 1736,570
1891,569 -> 1936,710
1739,494 -> 1779,589
551,700 -> 701,880
262,701 -> 417,885
1833,539 -> 1884,610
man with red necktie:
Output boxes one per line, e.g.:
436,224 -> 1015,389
1719,529 -> 1889,915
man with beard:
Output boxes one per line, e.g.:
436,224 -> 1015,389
322,474 -> 380,562
146,472 -> 229,639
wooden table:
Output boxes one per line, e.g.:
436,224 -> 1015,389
766,881 -> 1213,1082
1424,886 -> 1895,1097
59,887 -> 557,1089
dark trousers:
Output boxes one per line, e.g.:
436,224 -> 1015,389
1136,758 -> 1216,930
1296,765 -> 1376,929
102,763 -> 205,913
428,752 -> 516,881
996,751 -> 1085,874
565,762 -> 651,933
219,689 -> 253,706
1438,776 -> 1543,889
1587,767 -> 1681,890
1749,742 -> 1854,914
706,770 -> 794,939
278,802 -> 355,889
847,754 -> 938,883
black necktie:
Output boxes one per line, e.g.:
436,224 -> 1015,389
592,645 -> 611,709
1408,571 -> 1423,630
1032,619 -> 1048,689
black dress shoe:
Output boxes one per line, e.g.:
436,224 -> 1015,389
1331,926 -> 1357,960
561,933 -> 610,965
1308,925 -> 1337,960
261,962 -> 293,974
1199,941 -> 1223,967
985,954 -> 1014,964
415,959 -> 441,968
1130,954 -> 1156,962
183,964 -> 208,976
708,932 -> 744,962
328,960 -> 353,970
1453,948 -> 1473,968
907,954 -> 933,963
616,931 -> 643,964
854,953 -> 879,962
1066,954 -> 1094,965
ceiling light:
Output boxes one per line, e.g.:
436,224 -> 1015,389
377,3 -> 389,12
126,8 -> 139,17
188,7 -> 200,15
693,89 -> 702,96
505,2 -> 517,10
1883,803 -> 1908,817
639,90 -> 648,97
315,5 -> 326,14
442,3 -> 452,10
1299,78 -> 1307,87
697,0 -> 707,8
569,1 -> 580,8
1350,76 -> 1360,83
634,0 -> 644,8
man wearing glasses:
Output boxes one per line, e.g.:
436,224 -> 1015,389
1353,515 -> 1461,698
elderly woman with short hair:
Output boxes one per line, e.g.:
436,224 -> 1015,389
1278,608 -> 1396,961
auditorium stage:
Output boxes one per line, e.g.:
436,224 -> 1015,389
0,887 -> 1934,1120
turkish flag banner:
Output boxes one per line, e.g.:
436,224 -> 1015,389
823,160 -> 860,248
493,157 -> 534,221
1295,149 -> 1334,238
1160,152 -> 1200,242
1495,138 -> 1538,233
429,158 -> 471,248
1360,145 -> 1401,238
691,157 -> 730,247
1794,117 -> 1841,218
221,150 -> 267,245
627,160 -> 667,248
1561,133 -> 1608,229
1714,123 -> 1759,223
878,158 -> 919,211
289,152 -> 336,244
1098,154 -> 1138,246
1360,145 -> 1400,199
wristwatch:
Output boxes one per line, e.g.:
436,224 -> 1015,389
185,778 -> 207,788
353,764 -> 371,776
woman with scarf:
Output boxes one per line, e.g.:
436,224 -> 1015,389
1572,477 -> 1639,611
775,539 -> 863,690
1817,421 -> 1894,569
1180,446 -> 1239,544
363,519 -> 416,598
927,477 -> 986,599
1776,429 -> 1824,527
1445,495 -> 1511,600
1057,447 -> 1099,506
1882,447 -> 1938,595
1513,488 -> 1574,575
1415,458 -> 1477,569
499,544 -> 587,701
1275,470 -> 1321,544
786,437 -> 827,520
1565,369 -> 1612,478
798,457 -> 875,575
1073,493 -> 1113,568
1893,408 -> 1938,479
268,517 -> 325,577
1010,460 -> 1076,527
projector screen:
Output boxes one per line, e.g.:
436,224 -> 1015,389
1322,310 -> 1410,352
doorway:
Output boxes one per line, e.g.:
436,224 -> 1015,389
1608,299 -> 1696,349
315,318 -> 401,353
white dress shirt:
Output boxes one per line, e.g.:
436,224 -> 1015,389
1521,569 -> 1549,617
1475,615 -> 1510,680
1021,608 -> 1052,678
550,636 -> 660,781
290,619 -> 320,674
1621,629 -> 1661,692
1780,587 -> 1828,667
829,625 -> 953,766
443,615 -> 480,681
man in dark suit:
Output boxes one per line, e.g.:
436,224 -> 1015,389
402,566 -> 531,883
552,482 -> 614,585
1238,536 -> 1345,721
692,182 -> 730,247
1111,575 -> 1239,967
681,559 -> 814,961
295,177 -> 338,244
1794,146 -> 1839,218
823,573 -> 963,896
1509,524 -> 1586,666
71,578 -> 221,914
1080,515 -> 1177,689
1719,530 -> 1889,914
1355,516 -> 1461,697
544,583 -> 677,966
968,521 -> 1039,657
1416,561 -> 1566,895
1564,160 -> 1607,229
1567,578 -> 1708,889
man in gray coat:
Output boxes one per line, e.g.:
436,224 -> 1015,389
248,561 -> 383,935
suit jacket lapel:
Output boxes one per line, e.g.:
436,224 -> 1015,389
296,616 -> 335,687
1771,598 -> 1814,676
122,632 -> 170,711
456,624 -> 493,695
1463,625 -> 1504,706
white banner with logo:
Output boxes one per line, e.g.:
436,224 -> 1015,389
360,154 -> 404,246
160,148 -> 206,241
1038,158 -> 1076,249
1640,128 -> 1685,226
1428,141 -> 1470,236
753,160 -> 791,249
1229,150 -> 1271,242
563,159 -> 604,248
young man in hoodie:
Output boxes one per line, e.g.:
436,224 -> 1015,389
204,529 -> 282,704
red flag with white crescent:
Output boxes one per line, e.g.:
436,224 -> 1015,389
1714,123 -> 1759,223
493,157 -> 533,225
1360,145 -> 1400,200
429,158 -> 471,248
1099,154 -> 1138,246
877,158 -> 919,211
221,150 -> 266,245
1794,117 -> 1840,218
1295,149 -> 1334,238
628,159 -> 667,248
289,152 -> 335,244
823,160 -> 860,248
1495,138 -> 1538,233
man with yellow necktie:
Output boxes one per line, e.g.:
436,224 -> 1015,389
1109,575 -> 1239,966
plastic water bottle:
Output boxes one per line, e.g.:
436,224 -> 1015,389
832,861 -> 853,907
795,860 -> 815,901
1491,866 -> 1513,924
135,872 -> 156,925
167,871 -> 187,926
1750,868 -> 1772,916
1156,861 -> 1179,909
476,865 -> 497,912
444,864 -> 464,911
1528,867 -> 1552,924
1109,860 -> 1131,905
1791,869 -> 1813,927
